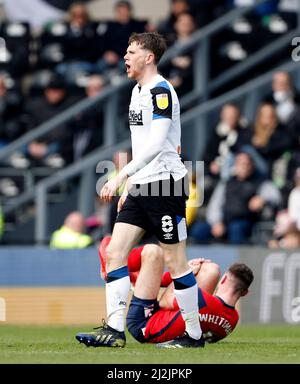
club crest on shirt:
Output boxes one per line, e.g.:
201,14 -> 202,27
156,94 -> 169,110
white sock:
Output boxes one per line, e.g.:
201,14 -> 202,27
173,271 -> 202,340
106,266 -> 130,332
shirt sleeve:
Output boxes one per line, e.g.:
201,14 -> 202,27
122,118 -> 171,177
120,82 -> 173,178
151,85 -> 172,120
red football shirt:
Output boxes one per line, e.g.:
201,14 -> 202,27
144,289 -> 239,343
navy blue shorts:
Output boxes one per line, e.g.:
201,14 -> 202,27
126,296 -> 159,343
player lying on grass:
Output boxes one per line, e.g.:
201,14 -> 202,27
76,236 -> 254,348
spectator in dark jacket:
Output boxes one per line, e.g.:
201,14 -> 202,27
264,71 -> 300,124
242,102 -> 292,178
64,75 -> 105,163
55,2 -> 101,83
96,1 -> 148,75
203,102 -> 250,182
157,0 -> 190,44
165,12 -> 196,96
265,74 -> 300,189
189,151 -> 281,244
19,75 -> 79,168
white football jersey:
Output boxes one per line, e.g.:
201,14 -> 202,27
128,74 -> 187,185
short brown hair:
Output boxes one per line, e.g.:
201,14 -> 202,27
228,263 -> 254,295
128,32 -> 167,64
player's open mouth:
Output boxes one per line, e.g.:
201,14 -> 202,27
126,64 -> 131,72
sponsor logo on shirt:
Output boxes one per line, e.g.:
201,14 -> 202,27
129,110 -> 143,125
156,94 -> 169,110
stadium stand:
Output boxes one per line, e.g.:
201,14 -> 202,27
0,0 -> 299,248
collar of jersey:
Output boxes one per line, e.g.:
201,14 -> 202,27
215,295 -> 235,310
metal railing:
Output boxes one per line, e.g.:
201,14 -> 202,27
4,59 -> 299,243
2,0 -> 300,243
0,0 -> 271,163
181,60 -> 300,160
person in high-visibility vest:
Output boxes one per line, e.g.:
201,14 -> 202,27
50,211 -> 92,249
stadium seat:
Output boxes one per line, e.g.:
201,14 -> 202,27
0,22 -> 31,77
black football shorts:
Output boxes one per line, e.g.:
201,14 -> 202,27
115,175 -> 189,244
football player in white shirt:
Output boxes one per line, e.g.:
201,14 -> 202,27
76,32 -> 204,348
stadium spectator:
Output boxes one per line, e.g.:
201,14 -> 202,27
157,0 -> 190,44
96,1 -> 148,76
64,75 -> 105,163
268,211 -> 300,249
55,2 -> 101,83
203,103 -> 249,199
189,151 -> 282,244
76,237 -> 254,347
264,71 -> 300,124
165,12 -> 196,96
50,211 -> 93,249
269,167 -> 300,249
18,74 -> 79,169
242,102 -> 291,178
266,73 -> 300,190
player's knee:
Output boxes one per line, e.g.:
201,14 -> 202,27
141,244 -> 164,265
201,262 -> 221,280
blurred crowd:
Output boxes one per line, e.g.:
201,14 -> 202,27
188,69 -> 300,249
0,0 -> 299,248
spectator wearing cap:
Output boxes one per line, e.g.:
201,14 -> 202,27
189,151 -> 281,244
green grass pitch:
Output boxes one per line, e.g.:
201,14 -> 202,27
0,324 -> 300,364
